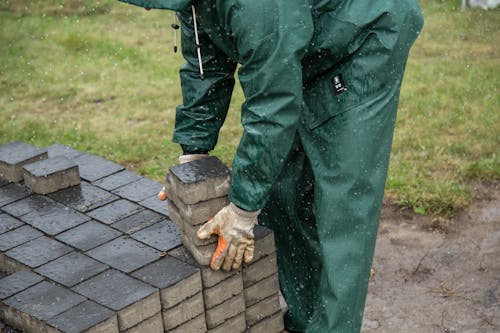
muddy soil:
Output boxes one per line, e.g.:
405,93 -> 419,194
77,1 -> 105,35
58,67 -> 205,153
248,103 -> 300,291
362,184 -> 500,333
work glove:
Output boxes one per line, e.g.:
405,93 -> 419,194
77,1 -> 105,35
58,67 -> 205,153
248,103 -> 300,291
197,203 -> 260,272
178,154 -> 208,164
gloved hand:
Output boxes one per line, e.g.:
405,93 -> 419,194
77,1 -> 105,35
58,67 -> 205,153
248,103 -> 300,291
178,154 -> 208,164
197,203 -> 260,271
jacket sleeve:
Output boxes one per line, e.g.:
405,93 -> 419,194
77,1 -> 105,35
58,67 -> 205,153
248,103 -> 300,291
172,10 -> 237,153
228,0 -> 314,211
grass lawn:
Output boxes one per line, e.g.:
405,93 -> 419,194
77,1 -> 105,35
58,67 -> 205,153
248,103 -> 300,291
0,0 -> 498,216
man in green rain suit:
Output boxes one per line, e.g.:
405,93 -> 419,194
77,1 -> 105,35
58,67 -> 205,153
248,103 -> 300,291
120,0 -> 423,331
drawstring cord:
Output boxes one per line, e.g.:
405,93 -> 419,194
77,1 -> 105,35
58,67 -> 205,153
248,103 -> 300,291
171,13 -> 179,53
191,5 -> 205,80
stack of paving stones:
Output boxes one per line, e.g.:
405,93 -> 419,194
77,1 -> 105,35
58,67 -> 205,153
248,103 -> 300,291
165,157 -> 284,333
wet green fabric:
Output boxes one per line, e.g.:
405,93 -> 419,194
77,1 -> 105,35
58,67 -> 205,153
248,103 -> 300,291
118,0 -> 192,11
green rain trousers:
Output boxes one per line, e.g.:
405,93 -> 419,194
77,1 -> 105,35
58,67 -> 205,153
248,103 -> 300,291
119,0 -> 423,331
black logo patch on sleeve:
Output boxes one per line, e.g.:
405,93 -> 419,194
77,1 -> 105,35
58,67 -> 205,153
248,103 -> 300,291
332,74 -> 347,95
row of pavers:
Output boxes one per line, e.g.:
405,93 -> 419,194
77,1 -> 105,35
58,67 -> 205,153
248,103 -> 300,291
0,142 -> 283,332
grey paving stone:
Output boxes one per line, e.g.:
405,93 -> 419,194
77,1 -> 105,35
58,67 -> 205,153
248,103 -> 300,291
246,311 -> 284,333
168,313 -> 206,333
0,183 -> 30,207
1,195 -> 55,217
161,292 -> 204,330
138,195 -> 169,217
167,156 -> 231,205
0,270 -> 44,300
122,312 -> 162,333
244,273 -> 280,307
112,178 -> 163,203
35,252 -> 108,287
46,144 -> 84,160
86,236 -> 160,273
22,156 -> 80,195
0,225 -> 43,252
130,220 -> 181,252
3,281 -> 85,332
180,233 -> 216,266
0,179 -> 9,187
92,170 -> 142,191
245,293 -> 280,326
131,256 -> 201,309
203,272 -> 244,309
242,252 -> 278,288
49,182 -> 118,213
166,199 -> 183,232
0,214 -> 23,234
0,141 -> 48,182
253,225 -> 276,262
73,153 -> 123,182
205,293 -> 245,329
87,199 -> 144,225
73,269 -> 160,331
183,217 -> 218,246
56,221 -> 121,251
207,313 -> 246,333
45,300 -> 118,333
5,236 -> 72,269
111,209 -> 163,234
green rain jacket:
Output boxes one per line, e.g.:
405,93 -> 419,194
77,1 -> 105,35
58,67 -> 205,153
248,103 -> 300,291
119,0 -> 422,212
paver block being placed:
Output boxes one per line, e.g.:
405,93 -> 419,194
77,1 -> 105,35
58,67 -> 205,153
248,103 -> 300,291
111,209 -> 164,234
130,220 -> 181,252
73,269 -> 160,331
168,313 -> 206,333
0,214 -> 23,234
4,236 -> 72,270
3,281 -> 85,333
73,153 -> 123,182
0,183 -> 31,207
203,273 -> 243,309
122,312 -> 163,333
86,236 -> 160,273
205,293 -> 245,329
45,300 -> 118,333
183,218 -> 218,246
131,256 -> 201,309
22,156 -> 80,195
138,195 -> 168,217
245,293 -> 280,326
244,273 -> 280,307
0,225 -> 43,252
253,225 -> 276,262
112,178 -> 163,203
246,311 -> 284,333
206,312 -> 246,333
0,270 -> 44,300
166,199 -> 184,232
56,221 -> 121,251
46,144 -> 83,160
0,141 -> 47,182
35,252 -> 108,287
242,252 -> 278,288
49,182 -> 118,213
180,233 -> 216,266
87,199 -> 144,225
92,170 -> 142,191
167,156 -> 231,205
161,292 -> 204,331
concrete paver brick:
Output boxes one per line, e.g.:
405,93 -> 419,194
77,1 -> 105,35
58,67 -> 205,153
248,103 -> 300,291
183,218 -> 217,247
22,156 -> 80,194
72,153 -> 123,182
92,170 -> 142,191
5,236 -> 72,269
130,220 -> 181,251
161,292 -> 204,330
0,214 -> 23,234
0,183 -> 31,207
87,199 -> 144,225
72,269 -> 160,331
49,182 -> 118,213
245,311 -> 284,333
166,200 -> 183,232
3,281 -> 85,333
167,157 -> 231,204
132,256 -> 201,309
207,313 -> 246,333
112,178 -> 163,203
242,252 -> 278,288
203,273 -> 243,309
0,179 -> 9,187
2,195 -> 56,217
122,312 -> 163,333
180,233 -> 216,266
35,252 -> 108,287
56,221 -> 121,251
244,293 -> 280,326
168,313 -> 207,333
46,144 -> 83,160
0,141 -> 48,182
111,209 -> 163,234
205,293 -> 245,329
252,225 -> 276,262
45,300 -> 118,333
138,196 -> 169,217
243,273 -> 280,307
0,225 -> 43,252
86,236 -> 160,273
0,270 -> 44,300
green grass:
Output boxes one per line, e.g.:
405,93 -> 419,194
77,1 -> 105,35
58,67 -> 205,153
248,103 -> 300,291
0,0 -> 498,217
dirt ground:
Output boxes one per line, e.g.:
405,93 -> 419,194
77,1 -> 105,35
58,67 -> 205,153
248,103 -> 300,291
362,183 -> 499,333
